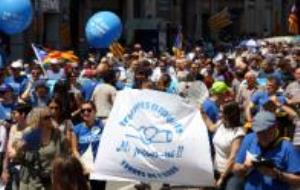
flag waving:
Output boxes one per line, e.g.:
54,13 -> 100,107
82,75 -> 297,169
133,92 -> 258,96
209,7 -> 232,31
172,25 -> 184,58
109,42 -> 125,58
173,25 -> 182,50
288,4 -> 299,35
31,44 -> 48,64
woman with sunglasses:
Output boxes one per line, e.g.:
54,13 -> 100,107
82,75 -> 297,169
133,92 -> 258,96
71,101 -> 106,190
13,107 -> 65,190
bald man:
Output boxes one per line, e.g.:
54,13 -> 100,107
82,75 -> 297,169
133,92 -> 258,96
236,71 -> 258,110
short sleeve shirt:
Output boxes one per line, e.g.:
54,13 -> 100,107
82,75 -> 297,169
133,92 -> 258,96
73,119 -> 104,159
202,99 -> 220,123
213,123 -> 245,172
251,90 -> 286,109
235,133 -> 300,190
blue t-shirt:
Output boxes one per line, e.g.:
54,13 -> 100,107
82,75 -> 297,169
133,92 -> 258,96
0,103 -> 14,120
0,52 -> 4,69
202,99 -> 220,123
73,119 -> 104,159
235,133 -> 300,190
4,75 -> 28,95
29,93 -> 50,108
166,78 -> 178,94
257,70 -> 283,85
251,91 -> 286,109
46,79 -> 58,96
23,128 -> 42,151
80,79 -> 99,101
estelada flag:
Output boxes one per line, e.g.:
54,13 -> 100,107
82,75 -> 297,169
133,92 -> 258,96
209,7 -> 232,31
109,42 -> 125,58
288,4 -> 299,35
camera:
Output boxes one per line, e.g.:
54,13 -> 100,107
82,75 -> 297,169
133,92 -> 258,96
252,157 -> 275,168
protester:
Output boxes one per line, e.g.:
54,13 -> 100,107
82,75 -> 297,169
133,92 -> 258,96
286,67 -> 300,110
71,101 -> 106,190
1,33 -> 300,190
46,60 -> 66,80
236,71 -> 259,111
4,60 -> 28,95
47,97 -> 74,153
17,107 -> 65,190
246,76 -> 287,122
202,81 -> 232,123
233,111 -> 300,190
91,69 -> 117,121
20,80 -> 50,107
52,155 -> 89,190
204,102 -> 245,189
1,104 -> 32,190
0,84 -> 16,121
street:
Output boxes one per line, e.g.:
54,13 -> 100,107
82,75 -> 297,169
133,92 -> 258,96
106,181 -> 200,190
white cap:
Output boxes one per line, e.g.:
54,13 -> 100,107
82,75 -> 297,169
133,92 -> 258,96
50,58 -> 60,64
11,59 -> 23,69
213,53 -> 224,64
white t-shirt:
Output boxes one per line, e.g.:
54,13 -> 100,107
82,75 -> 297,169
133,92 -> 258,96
46,69 -> 65,80
213,122 -> 245,173
0,125 -> 6,153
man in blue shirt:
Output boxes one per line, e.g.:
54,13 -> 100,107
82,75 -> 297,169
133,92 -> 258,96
233,111 -> 300,190
257,58 -> 283,85
4,60 -> 28,95
246,76 -> 287,122
0,84 -> 16,121
202,81 -> 232,123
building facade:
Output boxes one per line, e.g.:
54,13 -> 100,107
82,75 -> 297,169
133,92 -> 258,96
0,0 -> 295,61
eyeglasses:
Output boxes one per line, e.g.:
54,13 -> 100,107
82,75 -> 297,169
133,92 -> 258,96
81,108 -> 93,114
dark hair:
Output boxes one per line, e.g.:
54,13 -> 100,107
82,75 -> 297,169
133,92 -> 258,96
185,73 -> 204,82
102,69 -> 116,85
32,64 -> 42,71
81,101 -> 96,111
135,66 -> 153,78
35,80 -> 48,91
222,101 -> 241,128
47,97 -> 62,110
53,80 -> 70,95
160,73 -> 171,87
52,156 -> 89,190
53,80 -> 72,119
267,76 -> 281,87
13,104 -> 32,116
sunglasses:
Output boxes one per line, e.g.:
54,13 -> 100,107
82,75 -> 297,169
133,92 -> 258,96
81,108 -> 93,114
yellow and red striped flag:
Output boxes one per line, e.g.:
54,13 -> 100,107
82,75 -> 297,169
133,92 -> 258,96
209,7 -> 232,31
288,4 -> 299,35
109,42 -> 125,58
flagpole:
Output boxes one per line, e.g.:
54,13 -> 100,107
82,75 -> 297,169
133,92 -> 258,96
31,43 -> 48,79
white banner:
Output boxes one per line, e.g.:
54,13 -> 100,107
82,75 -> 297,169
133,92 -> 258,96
91,89 -> 214,186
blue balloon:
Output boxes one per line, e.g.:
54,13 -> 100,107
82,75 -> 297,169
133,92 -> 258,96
85,11 -> 122,48
0,0 -> 33,35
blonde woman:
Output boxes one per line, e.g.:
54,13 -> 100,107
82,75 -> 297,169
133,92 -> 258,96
13,107 -> 65,190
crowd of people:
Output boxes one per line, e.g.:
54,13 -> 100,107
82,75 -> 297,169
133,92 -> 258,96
0,40 -> 300,190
